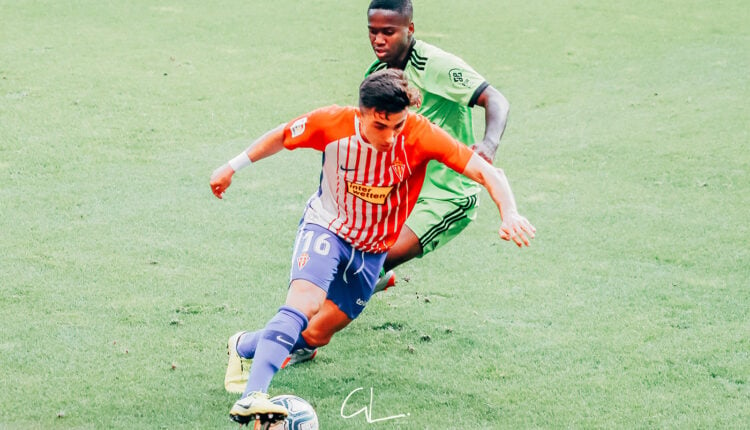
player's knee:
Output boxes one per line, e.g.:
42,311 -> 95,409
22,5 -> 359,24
287,280 -> 326,319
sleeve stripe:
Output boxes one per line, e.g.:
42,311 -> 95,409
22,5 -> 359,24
411,50 -> 428,65
409,51 -> 427,71
468,81 -> 490,107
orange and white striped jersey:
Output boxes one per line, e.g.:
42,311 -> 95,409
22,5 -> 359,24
282,105 -> 473,253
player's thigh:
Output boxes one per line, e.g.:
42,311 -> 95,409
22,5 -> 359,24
405,195 -> 479,256
289,223 -> 350,295
289,222 -> 385,321
326,250 -> 385,321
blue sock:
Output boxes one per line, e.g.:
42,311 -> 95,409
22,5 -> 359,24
292,333 -> 312,351
236,331 -> 261,358
243,306 -> 308,396
239,327 -> 312,359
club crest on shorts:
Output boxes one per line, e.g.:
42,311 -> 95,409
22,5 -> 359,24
297,252 -> 310,270
391,158 -> 405,181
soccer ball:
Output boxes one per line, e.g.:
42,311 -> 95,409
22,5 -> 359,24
268,395 -> 319,430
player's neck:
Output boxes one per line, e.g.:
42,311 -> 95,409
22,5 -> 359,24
388,38 -> 416,70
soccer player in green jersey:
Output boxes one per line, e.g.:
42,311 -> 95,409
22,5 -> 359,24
223,0 -> 515,385
363,0 -> 510,270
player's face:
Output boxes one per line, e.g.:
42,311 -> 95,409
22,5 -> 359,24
368,9 -> 414,67
359,107 -> 408,152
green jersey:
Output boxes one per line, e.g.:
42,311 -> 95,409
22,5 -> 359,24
366,39 -> 489,200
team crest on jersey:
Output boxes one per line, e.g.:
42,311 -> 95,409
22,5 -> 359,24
290,117 -> 307,138
391,159 -> 405,181
297,252 -> 310,270
346,181 -> 394,205
449,68 -> 472,88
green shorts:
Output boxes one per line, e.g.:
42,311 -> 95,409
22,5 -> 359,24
405,194 -> 479,257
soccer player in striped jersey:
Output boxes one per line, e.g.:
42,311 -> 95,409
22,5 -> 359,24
279,0 -> 514,368
212,69 -> 534,424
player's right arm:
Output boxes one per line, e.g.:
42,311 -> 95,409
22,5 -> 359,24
415,116 -> 535,247
471,85 -> 509,164
210,106 -> 343,199
420,46 -> 510,163
210,123 -> 286,199
460,155 -> 535,247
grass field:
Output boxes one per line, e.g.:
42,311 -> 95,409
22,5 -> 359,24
1,1 -> 748,428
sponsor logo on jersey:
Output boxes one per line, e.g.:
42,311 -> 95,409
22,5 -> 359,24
346,181 -> 393,205
356,298 -> 367,307
449,68 -> 472,88
391,159 -> 405,181
297,252 -> 310,270
290,117 -> 307,138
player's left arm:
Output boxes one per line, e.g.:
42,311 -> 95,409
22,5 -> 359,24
471,85 -> 510,164
461,154 -> 535,247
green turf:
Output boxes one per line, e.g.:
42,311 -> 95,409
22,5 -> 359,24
1,0 -> 748,428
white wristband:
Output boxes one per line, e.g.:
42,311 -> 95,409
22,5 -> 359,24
228,152 -> 252,172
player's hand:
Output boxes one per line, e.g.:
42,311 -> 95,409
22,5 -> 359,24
470,143 -> 495,165
210,164 -> 235,199
499,213 -> 535,247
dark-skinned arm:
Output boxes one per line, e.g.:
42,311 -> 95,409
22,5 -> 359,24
471,85 -> 509,164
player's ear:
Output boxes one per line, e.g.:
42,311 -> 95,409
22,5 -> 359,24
408,22 -> 414,37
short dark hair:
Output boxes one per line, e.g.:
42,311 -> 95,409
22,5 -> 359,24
368,0 -> 413,19
359,69 -> 421,114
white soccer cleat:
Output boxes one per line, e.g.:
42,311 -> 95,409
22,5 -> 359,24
229,391 -> 289,425
281,347 -> 318,369
373,270 -> 396,293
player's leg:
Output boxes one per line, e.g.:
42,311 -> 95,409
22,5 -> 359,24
227,326 -> 305,382
233,196 -> 476,373
281,299 -> 351,367
282,246 -> 385,366
382,225 -> 422,271
279,196 -> 480,368
373,195 -> 479,294
299,299 -> 353,347
400,195 -> 479,263
229,223 -> 345,423
231,299 -> 354,369
225,222 -> 337,392
230,281 -> 322,425
242,280 -> 323,392
224,304 -> 339,393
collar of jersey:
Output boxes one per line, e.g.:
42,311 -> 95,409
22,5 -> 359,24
395,38 -> 417,70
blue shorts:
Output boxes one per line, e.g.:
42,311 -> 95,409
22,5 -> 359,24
289,222 -> 386,320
